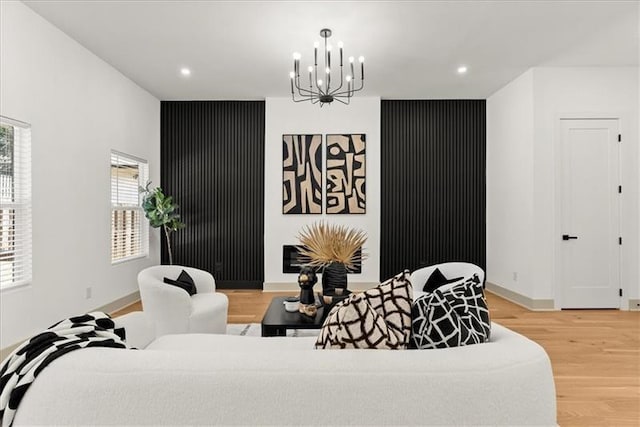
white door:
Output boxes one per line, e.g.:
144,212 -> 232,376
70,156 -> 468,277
560,119 -> 620,309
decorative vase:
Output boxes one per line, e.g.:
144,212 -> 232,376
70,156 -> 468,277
322,262 -> 349,296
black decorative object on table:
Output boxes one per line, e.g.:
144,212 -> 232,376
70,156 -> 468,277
298,266 -> 319,317
322,261 -> 349,296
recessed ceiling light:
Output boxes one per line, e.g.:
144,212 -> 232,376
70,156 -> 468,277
457,66 -> 468,74
180,67 -> 191,77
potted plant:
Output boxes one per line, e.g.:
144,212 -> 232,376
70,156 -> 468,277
139,182 -> 185,265
297,221 -> 367,297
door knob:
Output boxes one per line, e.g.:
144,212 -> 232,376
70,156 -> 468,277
562,234 -> 578,241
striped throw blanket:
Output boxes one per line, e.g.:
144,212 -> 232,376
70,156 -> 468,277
0,312 -> 129,427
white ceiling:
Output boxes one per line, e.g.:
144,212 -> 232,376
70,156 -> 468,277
24,0 -> 639,100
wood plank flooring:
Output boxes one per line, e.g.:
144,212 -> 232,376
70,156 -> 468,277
114,290 -> 640,426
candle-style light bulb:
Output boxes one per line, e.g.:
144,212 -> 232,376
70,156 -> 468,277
314,41 -> 319,65
348,56 -> 354,63
293,52 -> 301,60
358,56 -> 364,63
317,79 -> 323,86
289,71 -> 295,79
326,67 -> 330,74
308,66 -> 313,73
337,41 -> 344,48
345,75 -> 352,82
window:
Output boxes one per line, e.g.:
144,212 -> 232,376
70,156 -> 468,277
0,117 -> 32,289
111,151 -> 148,263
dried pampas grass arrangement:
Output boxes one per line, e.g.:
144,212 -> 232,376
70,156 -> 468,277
297,221 -> 368,270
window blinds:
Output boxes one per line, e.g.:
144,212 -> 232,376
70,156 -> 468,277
110,151 -> 148,263
0,118 -> 32,288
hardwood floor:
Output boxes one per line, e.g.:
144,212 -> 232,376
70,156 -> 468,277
115,290 -> 640,426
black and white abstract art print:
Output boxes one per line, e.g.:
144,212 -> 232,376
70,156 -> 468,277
326,134 -> 366,214
283,134 -> 322,214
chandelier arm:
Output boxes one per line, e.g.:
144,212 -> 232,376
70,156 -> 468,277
328,64 -> 345,96
294,84 -> 317,96
291,88 -> 315,103
291,85 -> 315,101
324,34 -> 330,93
292,96 -> 314,103
313,63 -> 326,96
308,69 -> 315,97
294,74 -> 318,96
332,85 -> 363,97
333,76 -> 364,97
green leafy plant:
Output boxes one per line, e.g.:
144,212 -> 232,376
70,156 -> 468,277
139,182 -> 185,265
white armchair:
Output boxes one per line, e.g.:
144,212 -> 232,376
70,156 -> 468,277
410,262 -> 485,300
138,265 -> 228,336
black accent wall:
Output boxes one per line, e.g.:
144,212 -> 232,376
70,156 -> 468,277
380,100 -> 486,280
161,101 -> 265,289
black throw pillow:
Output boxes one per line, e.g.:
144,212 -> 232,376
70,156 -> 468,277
163,270 -> 197,296
422,268 -> 463,293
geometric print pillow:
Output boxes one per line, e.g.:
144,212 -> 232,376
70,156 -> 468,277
315,271 -> 413,349
410,274 -> 491,349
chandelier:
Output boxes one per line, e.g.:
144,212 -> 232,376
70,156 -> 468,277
289,28 -> 365,106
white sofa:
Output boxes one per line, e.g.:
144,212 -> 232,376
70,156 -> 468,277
14,312 -> 557,426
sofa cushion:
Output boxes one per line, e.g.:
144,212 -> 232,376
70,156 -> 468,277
315,271 -> 412,349
422,268 -> 463,293
411,274 -> 491,349
163,269 -> 197,296
113,311 -> 156,349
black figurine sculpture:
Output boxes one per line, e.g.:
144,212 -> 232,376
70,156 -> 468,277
298,266 -> 318,317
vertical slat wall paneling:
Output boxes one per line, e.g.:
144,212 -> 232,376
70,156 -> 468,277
380,100 -> 486,280
161,101 -> 265,289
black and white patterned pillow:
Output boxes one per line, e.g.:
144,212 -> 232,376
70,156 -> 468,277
411,275 -> 490,349
315,271 -> 413,349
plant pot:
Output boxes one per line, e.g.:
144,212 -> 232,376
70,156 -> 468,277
322,262 -> 349,296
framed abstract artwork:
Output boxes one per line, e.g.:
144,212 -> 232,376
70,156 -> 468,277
326,134 -> 366,214
282,134 -> 322,214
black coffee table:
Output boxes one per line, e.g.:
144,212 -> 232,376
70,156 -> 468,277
261,296 -> 326,337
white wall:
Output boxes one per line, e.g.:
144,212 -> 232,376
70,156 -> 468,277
486,69 -> 536,298
487,66 -> 639,307
264,97 -> 381,288
532,67 -> 639,305
0,1 -> 160,347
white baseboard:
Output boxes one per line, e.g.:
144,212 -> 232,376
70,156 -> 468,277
485,282 -> 556,311
99,291 -> 140,315
629,299 -> 640,311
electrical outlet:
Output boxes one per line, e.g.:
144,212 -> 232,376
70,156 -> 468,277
85,286 -> 92,299
513,272 -> 518,281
